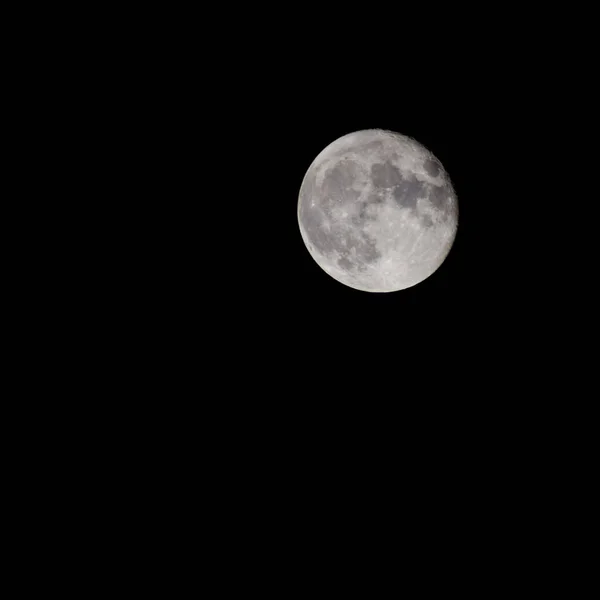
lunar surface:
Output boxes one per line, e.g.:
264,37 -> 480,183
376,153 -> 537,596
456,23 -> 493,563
298,129 -> 458,292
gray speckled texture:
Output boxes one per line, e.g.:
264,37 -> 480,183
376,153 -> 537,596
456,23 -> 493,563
298,129 -> 458,292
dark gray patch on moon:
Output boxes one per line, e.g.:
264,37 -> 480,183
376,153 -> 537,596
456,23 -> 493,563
429,184 -> 449,212
337,256 -> 354,270
393,178 -> 426,211
320,160 -> 360,204
420,214 -> 434,228
371,161 -> 403,188
423,158 -> 441,177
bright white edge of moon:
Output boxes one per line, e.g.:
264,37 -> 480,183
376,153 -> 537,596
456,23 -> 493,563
297,129 -> 458,293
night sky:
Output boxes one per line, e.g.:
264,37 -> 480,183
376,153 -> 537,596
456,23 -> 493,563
71,7 -> 593,551
126,7 -> 584,438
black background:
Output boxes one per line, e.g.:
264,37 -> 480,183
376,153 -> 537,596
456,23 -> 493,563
98,13 -> 593,553
13,7 -> 595,569
144,19 -> 544,401
1,8 -> 595,586
104,8 -> 592,440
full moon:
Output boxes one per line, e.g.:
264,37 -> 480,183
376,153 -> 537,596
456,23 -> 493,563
298,129 -> 458,292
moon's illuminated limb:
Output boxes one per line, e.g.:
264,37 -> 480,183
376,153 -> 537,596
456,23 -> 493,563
298,129 -> 458,292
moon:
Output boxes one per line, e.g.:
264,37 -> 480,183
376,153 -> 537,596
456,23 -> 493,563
297,129 -> 458,292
